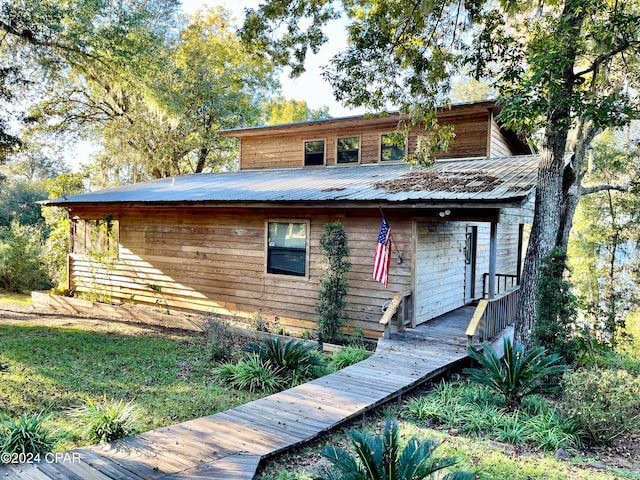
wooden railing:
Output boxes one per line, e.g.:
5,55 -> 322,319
482,273 -> 518,298
466,286 -> 519,347
379,291 -> 413,339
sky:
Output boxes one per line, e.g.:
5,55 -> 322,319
181,0 -> 365,118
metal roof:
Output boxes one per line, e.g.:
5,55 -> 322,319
43,155 -> 539,207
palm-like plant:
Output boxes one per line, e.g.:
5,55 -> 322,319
244,337 -> 326,381
465,337 -> 567,410
318,419 -> 473,480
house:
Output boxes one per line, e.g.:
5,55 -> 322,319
43,100 -> 537,338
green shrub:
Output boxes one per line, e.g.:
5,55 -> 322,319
316,221 -> 351,342
318,419 -> 474,480
329,345 -> 370,370
244,337 -> 326,383
533,247 -> 580,364
0,223 -> 52,292
465,338 -> 567,410
562,368 -> 640,445
0,412 -> 59,457
580,347 -> 640,376
202,315 -> 244,362
216,353 -> 286,393
72,396 -> 139,444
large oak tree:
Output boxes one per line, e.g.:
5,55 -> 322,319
242,0 -> 640,345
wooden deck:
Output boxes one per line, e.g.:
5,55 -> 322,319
1,307 -> 475,480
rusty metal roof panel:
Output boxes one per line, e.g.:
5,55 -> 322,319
43,155 -> 539,207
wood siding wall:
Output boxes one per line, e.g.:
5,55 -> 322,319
490,117 -> 514,157
67,207 -> 413,338
414,212 -> 532,325
239,113 -> 492,170
414,223 -> 466,321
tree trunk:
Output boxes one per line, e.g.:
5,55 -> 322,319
557,121 -> 600,247
514,127 -> 568,345
514,0 -> 586,346
195,147 -> 209,173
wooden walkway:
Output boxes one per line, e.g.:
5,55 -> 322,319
1,308 -> 474,480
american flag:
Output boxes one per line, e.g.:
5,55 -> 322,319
373,216 -> 391,287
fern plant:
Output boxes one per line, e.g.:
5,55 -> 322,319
318,419 -> 473,480
465,337 -> 567,410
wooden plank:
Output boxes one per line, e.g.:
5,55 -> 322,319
163,454 -> 261,480
75,449 -> 149,480
0,464 -> 54,480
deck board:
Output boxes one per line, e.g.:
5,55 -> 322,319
1,306 -> 484,480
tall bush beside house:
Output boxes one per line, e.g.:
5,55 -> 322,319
0,223 -> 51,292
533,247 -> 580,364
316,221 -> 351,342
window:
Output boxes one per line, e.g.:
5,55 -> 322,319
381,133 -> 406,162
71,217 -> 119,257
267,221 -> 308,277
304,140 -> 325,166
337,136 -> 360,164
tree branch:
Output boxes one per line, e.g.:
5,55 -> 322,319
574,39 -> 640,79
581,182 -> 631,196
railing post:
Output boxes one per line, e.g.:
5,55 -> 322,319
488,222 -> 497,299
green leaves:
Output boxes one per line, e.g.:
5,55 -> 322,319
318,419 -> 473,480
317,221 -> 351,342
465,337 -> 568,410
0,411 -> 59,456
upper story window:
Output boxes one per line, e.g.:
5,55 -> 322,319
380,133 -> 407,162
304,140 -> 325,166
267,221 -> 308,277
337,136 -> 360,164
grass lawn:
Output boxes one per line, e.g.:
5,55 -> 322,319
0,318 -> 259,451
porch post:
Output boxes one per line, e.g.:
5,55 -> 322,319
488,222 -> 497,299
516,223 -> 524,285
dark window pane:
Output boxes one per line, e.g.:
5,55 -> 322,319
267,222 -> 307,276
337,137 -> 359,164
381,134 -> 406,161
305,140 -> 325,166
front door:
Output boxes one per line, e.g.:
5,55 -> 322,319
465,226 -> 477,303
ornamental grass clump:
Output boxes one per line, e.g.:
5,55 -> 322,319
217,353 -> 286,393
328,344 -> 370,370
0,411 -> 59,457
72,396 -> 139,444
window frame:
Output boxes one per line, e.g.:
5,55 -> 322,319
70,216 -> 120,258
303,139 -> 326,167
265,219 -> 310,279
336,135 -> 361,165
379,133 -> 408,163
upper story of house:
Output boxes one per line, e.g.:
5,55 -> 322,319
219,100 -> 532,171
